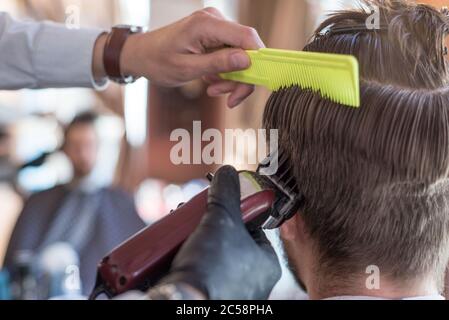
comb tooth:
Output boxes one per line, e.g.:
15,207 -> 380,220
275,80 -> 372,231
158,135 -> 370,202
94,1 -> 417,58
311,66 -> 316,91
302,65 -> 308,91
249,50 -> 359,107
312,66 -> 318,92
222,49 -> 360,106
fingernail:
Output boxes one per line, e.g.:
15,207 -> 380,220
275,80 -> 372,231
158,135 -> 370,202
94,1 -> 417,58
256,37 -> 266,49
230,52 -> 250,70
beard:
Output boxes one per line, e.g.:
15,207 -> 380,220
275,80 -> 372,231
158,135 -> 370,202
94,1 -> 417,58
280,236 -> 308,293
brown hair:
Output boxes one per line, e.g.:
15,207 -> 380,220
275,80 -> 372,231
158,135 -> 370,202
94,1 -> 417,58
263,0 -> 449,290
64,111 -> 98,140
305,0 -> 449,88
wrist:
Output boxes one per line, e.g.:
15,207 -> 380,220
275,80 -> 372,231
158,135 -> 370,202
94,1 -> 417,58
92,32 -> 108,80
102,26 -> 145,84
120,32 -> 147,79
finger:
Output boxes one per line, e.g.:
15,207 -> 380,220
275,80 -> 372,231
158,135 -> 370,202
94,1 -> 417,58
201,17 -> 265,50
249,228 -> 273,250
203,74 -> 222,84
249,229 -> 279,265
207,80 -> 238,97
207,165 -> 242,223
182,48 -> 251,78
228,84 -> 255,108
202,7 -> 226,19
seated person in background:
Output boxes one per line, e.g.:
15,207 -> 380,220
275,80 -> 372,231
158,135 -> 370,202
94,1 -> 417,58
4,112 -> 146,296
264,0 -> 449,299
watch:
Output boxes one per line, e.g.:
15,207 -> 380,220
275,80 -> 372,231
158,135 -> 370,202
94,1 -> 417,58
103,25 -> 144,84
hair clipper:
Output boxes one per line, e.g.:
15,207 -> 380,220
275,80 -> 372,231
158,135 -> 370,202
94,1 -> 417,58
89,154 -> 301,299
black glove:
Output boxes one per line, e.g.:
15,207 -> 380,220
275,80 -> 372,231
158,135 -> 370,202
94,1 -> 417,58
158,165 -> 282,300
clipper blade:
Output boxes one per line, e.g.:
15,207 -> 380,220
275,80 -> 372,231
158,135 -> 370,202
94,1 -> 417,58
257,151 -> 303,229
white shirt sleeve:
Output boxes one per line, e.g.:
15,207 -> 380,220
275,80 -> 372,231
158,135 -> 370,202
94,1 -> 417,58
0,12 -> 108,90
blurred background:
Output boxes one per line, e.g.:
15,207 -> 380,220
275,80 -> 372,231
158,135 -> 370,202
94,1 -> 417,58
0,0 -> 446,300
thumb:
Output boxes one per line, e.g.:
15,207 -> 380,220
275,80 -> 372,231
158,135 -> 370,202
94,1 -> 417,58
183,49 -> 251,79
249,228 -> 277,257
206,165 -> 242,223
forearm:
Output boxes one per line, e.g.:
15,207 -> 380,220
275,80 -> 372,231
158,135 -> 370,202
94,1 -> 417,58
0,12 -> 107,90
92,32 -> 107,81
0,8 -> 264,107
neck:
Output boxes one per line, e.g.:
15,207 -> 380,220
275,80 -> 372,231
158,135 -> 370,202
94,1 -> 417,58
307,274 -> 440,300
69,173 -> 102,193
70,174 -> 89,187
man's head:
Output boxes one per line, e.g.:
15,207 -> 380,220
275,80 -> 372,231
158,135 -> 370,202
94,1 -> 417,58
63,112 -> 99,179
263,0 -> 449,298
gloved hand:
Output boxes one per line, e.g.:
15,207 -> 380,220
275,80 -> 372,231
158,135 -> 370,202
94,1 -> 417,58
157,165 -> 282,300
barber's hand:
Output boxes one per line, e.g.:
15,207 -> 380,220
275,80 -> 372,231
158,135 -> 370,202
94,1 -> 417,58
122,8 -> 264,108
157,166 -> 281,300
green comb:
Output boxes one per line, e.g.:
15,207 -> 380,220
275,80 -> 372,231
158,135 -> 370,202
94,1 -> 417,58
221,48 -> 360,107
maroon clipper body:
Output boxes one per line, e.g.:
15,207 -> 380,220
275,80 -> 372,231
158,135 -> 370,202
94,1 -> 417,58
90,159 -> 301,299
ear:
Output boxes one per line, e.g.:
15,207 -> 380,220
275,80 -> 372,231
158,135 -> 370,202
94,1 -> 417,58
280,212 -> 303,241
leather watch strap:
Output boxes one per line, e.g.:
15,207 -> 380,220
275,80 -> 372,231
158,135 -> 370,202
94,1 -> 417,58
103,25 -> 143,84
